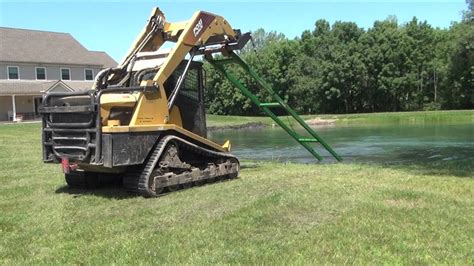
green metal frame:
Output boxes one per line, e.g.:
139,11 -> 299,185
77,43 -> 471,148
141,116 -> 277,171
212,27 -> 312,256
207,51 -> 342,162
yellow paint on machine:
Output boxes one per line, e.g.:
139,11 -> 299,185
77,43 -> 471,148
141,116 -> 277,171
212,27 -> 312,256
117,9 -> 236,127
129,87 -> 170,125
169,106 -> 183,127
100,93 -> 138,125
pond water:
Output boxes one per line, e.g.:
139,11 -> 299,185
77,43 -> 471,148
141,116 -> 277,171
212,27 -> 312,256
209,122 -> 474,164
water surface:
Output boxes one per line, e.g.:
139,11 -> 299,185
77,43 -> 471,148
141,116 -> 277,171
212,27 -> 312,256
209,122 -> 474,164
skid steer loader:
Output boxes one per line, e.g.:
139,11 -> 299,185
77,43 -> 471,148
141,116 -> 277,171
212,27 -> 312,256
40,7 -> 341,197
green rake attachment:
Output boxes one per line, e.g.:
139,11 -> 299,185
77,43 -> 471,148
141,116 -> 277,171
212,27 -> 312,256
207,51 -> 342,162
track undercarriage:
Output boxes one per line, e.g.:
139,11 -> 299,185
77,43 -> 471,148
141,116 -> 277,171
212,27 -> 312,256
65,135 -> 239,197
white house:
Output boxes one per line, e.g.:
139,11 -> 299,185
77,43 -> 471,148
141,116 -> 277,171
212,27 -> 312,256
0,27 -> 117,121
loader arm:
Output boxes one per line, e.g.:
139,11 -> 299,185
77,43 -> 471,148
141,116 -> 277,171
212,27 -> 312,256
115,8 -> 167,69
151,10 -> 236,85
110,8 -> 238,126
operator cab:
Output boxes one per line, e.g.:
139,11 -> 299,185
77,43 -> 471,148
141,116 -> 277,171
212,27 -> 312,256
131,50 -> 207,138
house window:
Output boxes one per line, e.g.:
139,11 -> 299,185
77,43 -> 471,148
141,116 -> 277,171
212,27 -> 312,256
8,66 -> 19,80
84,69 -> 94,81
61,68 -> 70,80
36,67 -> 46,80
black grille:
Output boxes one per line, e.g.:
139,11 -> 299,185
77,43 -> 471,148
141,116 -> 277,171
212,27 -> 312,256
173,65 -> 199,101
50,113 -> 91,124
40,91 -> 98,163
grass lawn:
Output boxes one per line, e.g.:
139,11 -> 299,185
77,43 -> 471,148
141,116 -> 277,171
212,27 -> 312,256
207,109 -> 474,127
1,117 -> 473,264
206,114 -> 271,127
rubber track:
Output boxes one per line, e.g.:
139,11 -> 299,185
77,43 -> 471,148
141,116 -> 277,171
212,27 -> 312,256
65,172 -> 88,189
123,135 -> 239,197
65,171 -> 99,189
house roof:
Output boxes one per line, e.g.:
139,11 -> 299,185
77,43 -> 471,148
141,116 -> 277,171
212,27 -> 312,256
0,27 -> 117,68
89,51 -> 118,68
0,80 -> 93,95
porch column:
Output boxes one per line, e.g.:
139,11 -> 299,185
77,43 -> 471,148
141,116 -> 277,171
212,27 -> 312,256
12,95 -> 16,122
32,96 -> 36,119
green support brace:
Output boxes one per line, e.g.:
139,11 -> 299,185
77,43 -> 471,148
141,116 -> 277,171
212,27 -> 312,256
259,102 -> 281,107
207,51 -> 342,162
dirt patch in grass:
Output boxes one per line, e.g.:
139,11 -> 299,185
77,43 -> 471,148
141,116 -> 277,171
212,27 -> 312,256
305,117 -> 337,127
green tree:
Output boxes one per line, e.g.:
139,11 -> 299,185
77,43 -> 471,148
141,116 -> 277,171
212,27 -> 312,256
442,21 -> 474,109
241,28 -> 286,54
463,0 -> 473,21
203,3 -> 473,115
361,18 -> 407,112
402,17 -> 436,110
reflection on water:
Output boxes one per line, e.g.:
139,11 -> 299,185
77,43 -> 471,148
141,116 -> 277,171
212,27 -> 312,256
209,123 -> 474,165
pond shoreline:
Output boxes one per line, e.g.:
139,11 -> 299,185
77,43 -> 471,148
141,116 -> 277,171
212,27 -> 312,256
206,110 -> 473,129
207,118 -> 337,131
207,122 -> 267,132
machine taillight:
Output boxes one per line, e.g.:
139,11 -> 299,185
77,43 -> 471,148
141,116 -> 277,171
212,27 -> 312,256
61,158 -> 70,174
61,158 -> 78,174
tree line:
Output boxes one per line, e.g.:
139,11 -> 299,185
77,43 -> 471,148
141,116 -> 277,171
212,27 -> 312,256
204,1 -> 473,115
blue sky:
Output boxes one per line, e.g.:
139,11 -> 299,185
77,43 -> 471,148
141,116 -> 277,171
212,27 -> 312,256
0,1 -> 468,62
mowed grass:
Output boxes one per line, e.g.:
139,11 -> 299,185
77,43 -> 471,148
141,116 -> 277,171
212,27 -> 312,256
206,114 -> 271,127
327,109 -> 474,125
207,110 -> 474,127
1,123 -> 473,264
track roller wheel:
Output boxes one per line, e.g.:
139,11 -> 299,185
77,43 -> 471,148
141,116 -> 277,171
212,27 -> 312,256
180,182 -> 193,189
227,158 -> 240,179
158,142 -> 183,193
194,179 -> 206,186
166,185 -> 180,192
148,169 -> 165,196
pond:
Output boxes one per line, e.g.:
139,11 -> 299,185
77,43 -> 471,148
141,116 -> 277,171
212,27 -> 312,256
209,122 -> 474,164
